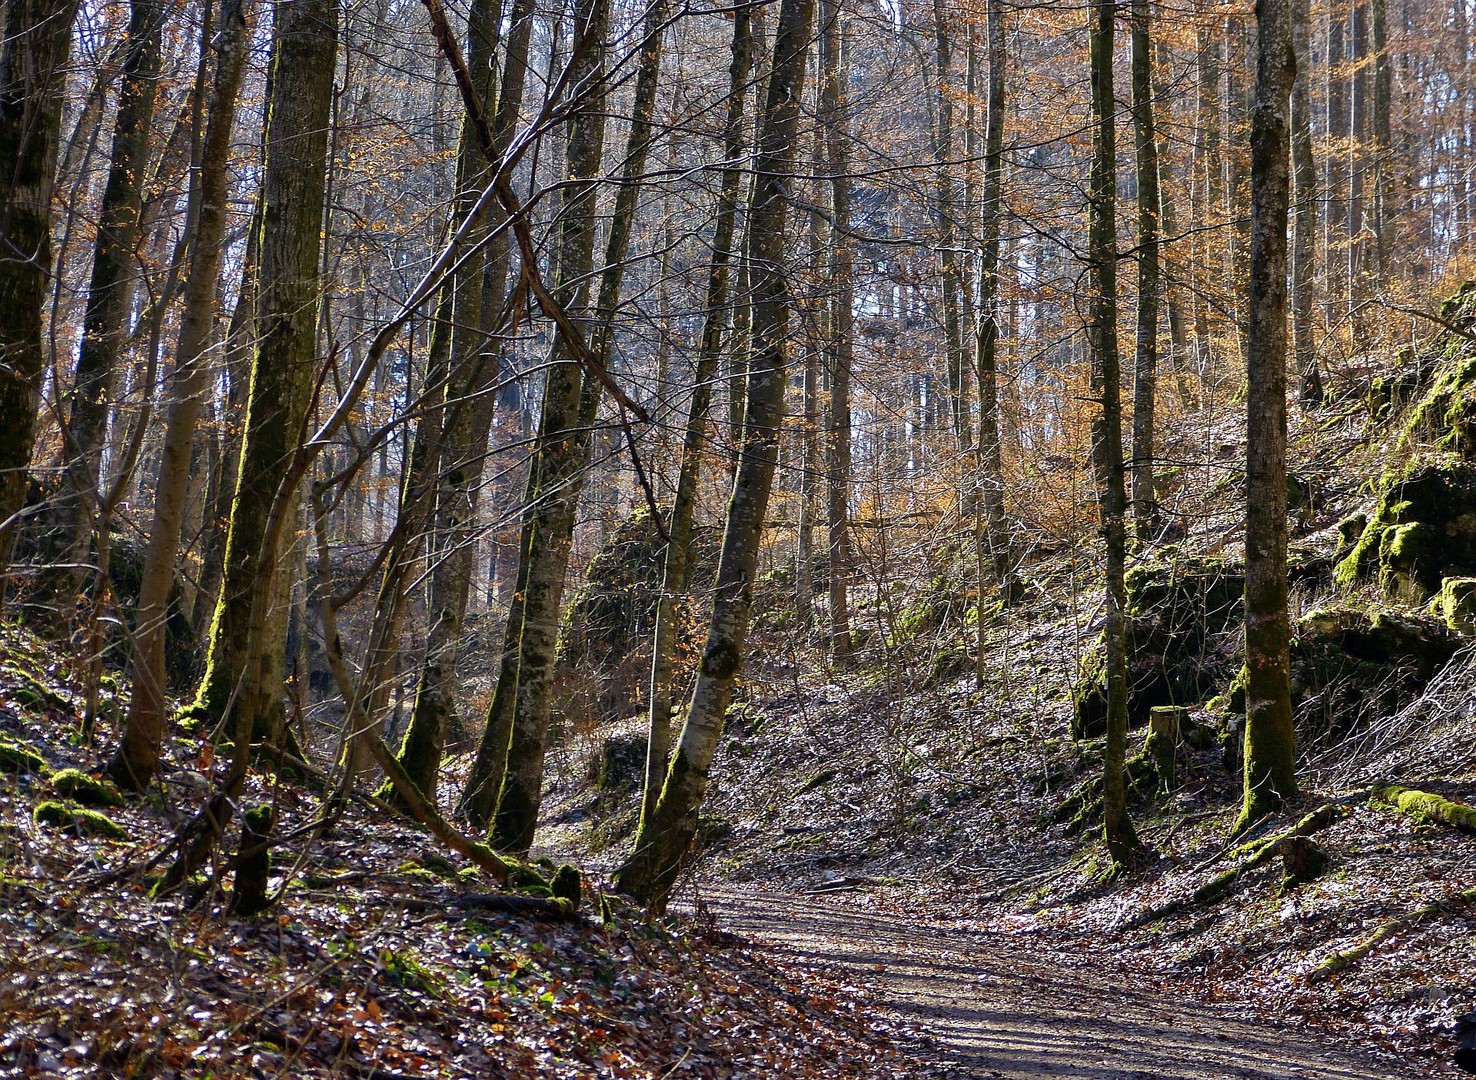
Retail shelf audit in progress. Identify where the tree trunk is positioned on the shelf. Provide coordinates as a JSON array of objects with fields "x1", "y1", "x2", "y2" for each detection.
[
  {"x1": 1194, "y1": 11, "x2": 1222, "y2": 374},
  {"x1": 1325, "y1": 5, "x2": 1347, "y2": 321},
  {"x1": 392, "y1": 0, "x2": 530, "y2": 805},
  {"x1": 932, "y1": 0, "x2": 969, "y2": 452},
  {"x1": 112, "y1": 0, "x2": 252, "y2": 791},
  {"x1": 819, "y1": 0, "x2": 854, "y2": 665},
  {"x1": 1130, "y1": 0, "x2": 1160, "y2": 544},
  {"x1": 0, "y1": 0, "x2": 80, "y2": 588},
  {"x1": 615, "y1": 0, "x2": 816, "y2": 910},
  {"x1": 1237, "y1": 0, "x2": 1298, "y2": 835},
  {"x1": 1368, "y1": 0, "x2": 1391, "y2": 278},
  {"x1": 182, "y1": 0, "x2": 337, "y2": 751},
  {"x1": 1290, "y1": 0, "x2": 1323, "y2": 408},
  {"x1": 640, "y1": 4, "x2": 757, "y2": 829},
  {"x1": 59, "y1": 0, "x2": 164, "y2": 603},
  {"x1": 1153, "y1": 38, "x2": 1193, "y2": 409},
  {"x1": 1087, "y1": 0, "x2": 1141, "y2": 867},
  {"x1": 975, "y1": 0, "x2": 1012, "y2": 593},
  {"x1": 1348, "y1": 0, "x2": 1367, "y2": 314},
  {"x1": 488, "y1": 0, "x2": 613, "y2": 854}
]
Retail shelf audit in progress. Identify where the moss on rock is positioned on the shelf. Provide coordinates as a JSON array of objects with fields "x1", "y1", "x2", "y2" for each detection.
[
  {"x1": 1070, "y1": 553, "x2": 1244, "y2": 739},
  {"x1": 0, "y1": 737, "x2": 47, "y2": 775},
  {"x1": 49, "y1": 768, "x2": 123, "y2": 807},
  {"x1": 1431, "y1": 576, "x2": 1476, "y2": 633},
  {"x1": 33, "y1": 800, "x2": 126, "y2": 840},
  {"x1": 1220, "y1": 606, "x2": 1456, "y2": 748},
  {"x1": 555, "y1": 510, "x2": 718, "y2": 726}
]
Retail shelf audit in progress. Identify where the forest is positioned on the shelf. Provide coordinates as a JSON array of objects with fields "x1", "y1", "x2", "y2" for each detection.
[{"x1": 1, "y1": 0, "x2": 1475, "y2": 1073}]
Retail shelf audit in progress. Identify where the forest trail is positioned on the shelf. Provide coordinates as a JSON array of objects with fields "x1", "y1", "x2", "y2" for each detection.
[{"x1": 695, "y1": 888, "x2": 1422, "y2": 1080}]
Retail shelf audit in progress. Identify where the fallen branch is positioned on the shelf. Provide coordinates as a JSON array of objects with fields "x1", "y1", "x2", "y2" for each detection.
[{"x1": 1307, "y1": 887, "x2": 1476, "y2": 983}]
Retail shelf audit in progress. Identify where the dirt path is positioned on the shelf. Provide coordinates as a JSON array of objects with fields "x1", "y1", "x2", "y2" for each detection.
[{"x1": 696, "y1": 887, "x2": 1432, "y2": 1080}]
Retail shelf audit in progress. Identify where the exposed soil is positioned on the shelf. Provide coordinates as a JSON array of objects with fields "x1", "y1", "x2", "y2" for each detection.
[{"x1": 696, "y1": 886, "x2": 1437, "y2": 1080}]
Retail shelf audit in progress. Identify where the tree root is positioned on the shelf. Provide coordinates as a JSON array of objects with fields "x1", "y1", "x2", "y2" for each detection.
[
  {"x1": 1372, "y1": 784, "x2": 1476, "y2": 836},
  {"x1": 1307, "y1": 887, "x2": 1476, "y2": 983}
]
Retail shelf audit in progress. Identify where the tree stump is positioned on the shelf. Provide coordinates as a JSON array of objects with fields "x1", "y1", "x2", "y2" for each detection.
[
  {"x1": 229, "y1": 804, "x2": 276, "y2": 917},
  {"x1": 1145, "y1": 706, "x2": 1184, "y2": 791},
  {"x1": 1278, "y1": 834, "x2": 1328, "y2": 892}
]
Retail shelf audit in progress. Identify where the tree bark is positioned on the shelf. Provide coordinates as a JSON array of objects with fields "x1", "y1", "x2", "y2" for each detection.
[
  {"x1": 615, "y1": 0, "x2": 816, "y2": 910},
  {"x1": 488, "y1": 0, "x2": 612, "y2": 854},
  {"x1": 0, "y1": 0, "x2": 80, "y2": 587},
  {"x1": 975, "y1": 0, "x2": 1012, "y2": 594},
  {"x1": 932, "y1": 0, "x2": 969, "y2": 452},
  {"x1": 112, "y1": 0, "x2": 252, "y2": 791},
  {"x1": 1237, "y1": 0, "x2": 1299, "y2": 836},
  {"x1": 1129, "y1": 0, "x2": 1160, "y2": 544},
  {"x1": 181, "y1": 0, "x2": 337, "y2": 751},
  {"x1": 1087, "y1": 0, "x2": 1141, "y2": 867},
  {"x1": 641, "y1": 3, "x2": 757, "y2": 830},
  {"x1": 59, "y1": 0, "x2": 164, "y2": 602},
  {"x1": 392, "y1": 0, "x2": 530, "y2": 805},
  {"x1": 1290, "y1": 0, "x2": 1322, "y2": 408},
  {"x1": 819, "y1": 0, "x2": 854, "y2": 664}
]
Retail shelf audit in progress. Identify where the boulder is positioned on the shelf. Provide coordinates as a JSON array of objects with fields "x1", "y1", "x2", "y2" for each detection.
[
  {"x1": 1070, "y1": 554, "x2": 1244, "y2": 739},
  {"x1": 1334, "y1": 458, "x2": 1476, "y2": 600}
]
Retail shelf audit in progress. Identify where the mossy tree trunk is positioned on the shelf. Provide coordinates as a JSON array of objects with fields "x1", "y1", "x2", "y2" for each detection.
[
  {"x1": 642, "y1": 2, "x2": 755, "y2": 830},
  {"x1": 1237, "y1": 0, "x2": 1299, "y2": 836},
  {"x1": 1129, "y1": 0, "x2": 1160, "y2": 544},
  {"x1": 819, "y1": 0, "x2": 854, "y2": 665},
  {"x1": 184, "y1": 0, "x2": 337, "y2": 750},
  {"x1": 58, "y1": 0, "x2": 164, "y2": 603},
  {"x1": 487, "y1": 0, "x2": 612, "y2": 854},
  {"x1": 0, "y1": 0, "x2": 81, "y2": 591},
  {"x1": 113, "y1": 0, "x2": 251, "y2": 792},
  {"x1": 974, "y1": 0, "x2": 1012, "y2": 594},
  {"x1": 1086, "y1": 0, "x2": 1141, "y2": 867},
  {"x1": 615, "y1": 0, "x2": 816, "y2": 910}
]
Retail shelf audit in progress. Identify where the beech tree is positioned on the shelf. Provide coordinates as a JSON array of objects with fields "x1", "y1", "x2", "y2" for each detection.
[
  {"x1": 1087, "y1": 0, "x2": 1140, "y2": 867},
  {"x1": 0, "y1": 0, "x2": 81, "y2": 589},
  {"x1": 1238, "y1": 0, "x2": 1299, "y2": 835}
]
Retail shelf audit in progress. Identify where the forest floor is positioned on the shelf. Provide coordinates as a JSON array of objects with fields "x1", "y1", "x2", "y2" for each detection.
[{"x1": 0, "y1": 624, "x2": 930, "y2": 1079}]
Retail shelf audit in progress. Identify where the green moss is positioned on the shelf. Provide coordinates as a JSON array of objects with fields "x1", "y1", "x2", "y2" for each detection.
[
  {"x1": 33, "y1": 800, "x2": 126, "y2": 840},
  {"x1": 0, "y1": 737, "x2": 47, "y2": 775},
  {"x1": 418, "y1": 852, "x2": 459, "y2": 880},
  {"x1": 1071, "y1": 553, "x2": 1244, "y2": 739},
  {"x1": 550, "y1": 864, "x2": 581, "y2": 908},
  {"x1": 797, "y1": 768, "x2": 837, "y2": 794},
  {"x1": 49, "y1": 769, "x2": 122, "y2": 807},
  {"x1": 1432, "y1": 576, "x2": 1476, "y2": 633}
]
